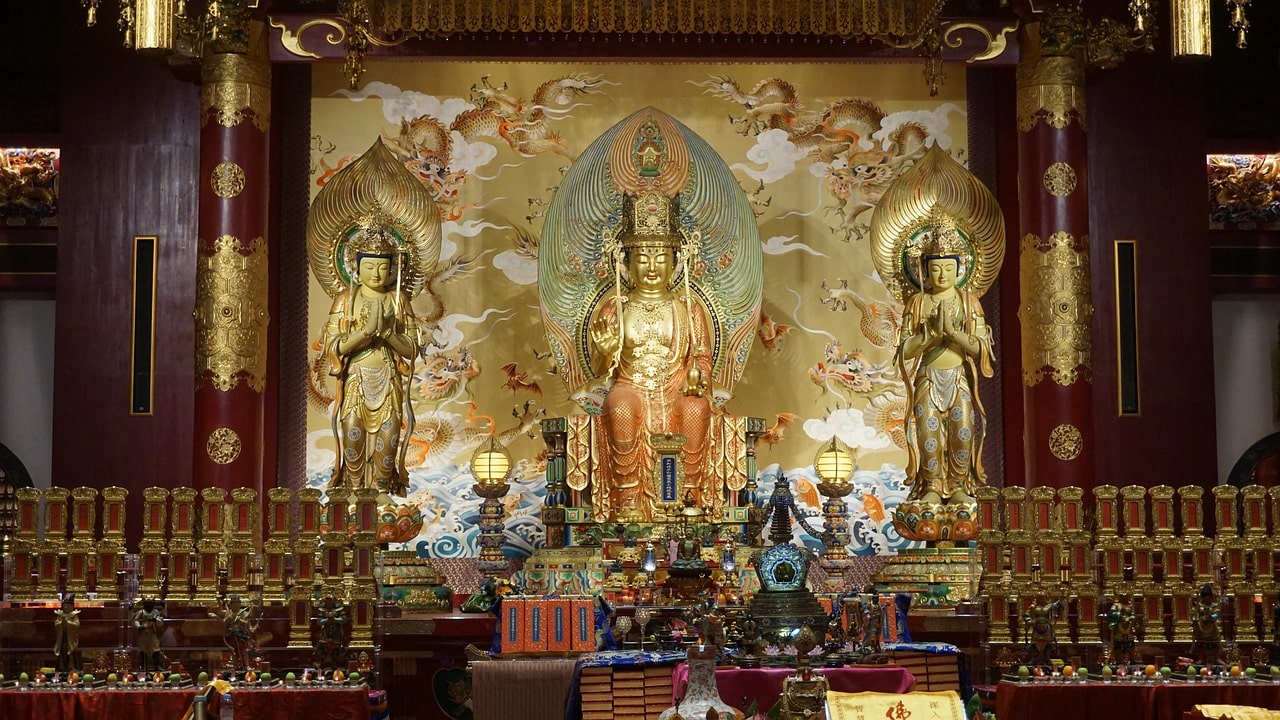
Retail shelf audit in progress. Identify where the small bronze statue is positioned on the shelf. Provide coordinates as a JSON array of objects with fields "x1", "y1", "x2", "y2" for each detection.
[
  {"x1": 131, "y1": 597, "x2": 166, "y2": 672},
  {"x1": 1106, "y1": 597, "x2": 1141, "y2": 666},
  {"x1": 858, "y1": 595, "x2": 884, "y2": 656},
  {"x1": 211, "y1": 594, "x2": 258, "y2": 671},
  {"x1": 313, "y1": 591, "x2": 350, "y2": 672},
  {"x1": 53, "y1": 594, "x2": 81, "y2": 672},
  {"x1": 1022, "y1": 596, "x2": 1062, "y2": 667},
  {"x1": 1191, "y1": 584, "x2": 1223, "y2": 666}
]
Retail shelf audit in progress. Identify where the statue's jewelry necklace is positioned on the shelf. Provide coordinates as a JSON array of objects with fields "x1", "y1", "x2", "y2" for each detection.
[{"x1": 630, "y1": 298, "x2": 674, "y2": 394}]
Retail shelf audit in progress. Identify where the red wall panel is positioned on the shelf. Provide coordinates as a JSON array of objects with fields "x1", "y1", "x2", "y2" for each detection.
[{"x1": 52, "y1": 16, "x2": 199, "y2": 545}]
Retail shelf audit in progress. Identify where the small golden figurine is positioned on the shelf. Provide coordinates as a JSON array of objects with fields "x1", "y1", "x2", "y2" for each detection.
[{"x1": 53, "y1": 594, "x2": 81, "y2": 672}]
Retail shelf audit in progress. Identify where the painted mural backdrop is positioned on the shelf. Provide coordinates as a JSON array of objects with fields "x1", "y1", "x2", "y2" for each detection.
[{"x1": 307, "y1": 61, "x2": 968, "y2": 561}]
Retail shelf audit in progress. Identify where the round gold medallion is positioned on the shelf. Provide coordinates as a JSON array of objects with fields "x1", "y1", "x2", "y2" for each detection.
[
  {"x1": 207, "y1": 427, "x2": 242, "y2": 464},
  {"x1": 1042, "y1": 162, "x2": 1077, "y2": 197},
  {"x1": 211, "y1": 162, "x2": 246, "y2": 199},
  {"x1": 1048, "y1": 423, "x2": 1083, "y2": 461}
]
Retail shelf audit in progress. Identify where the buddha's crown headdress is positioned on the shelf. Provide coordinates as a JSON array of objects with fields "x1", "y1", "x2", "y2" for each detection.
[
  {"x1": 346, "y1": 202, "x2": 401, "y2": 259},
  {"x1": 618, "y1": 190, "x2": 684, "y2": 251},
  {"x1": 920, "y1": 211, "x2": 968, "y2": 259}
]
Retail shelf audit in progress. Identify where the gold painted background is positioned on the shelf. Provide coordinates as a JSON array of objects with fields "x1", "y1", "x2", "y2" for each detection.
[{"x1": 307, "y1": 60, "x2": 968, "y2": 558}]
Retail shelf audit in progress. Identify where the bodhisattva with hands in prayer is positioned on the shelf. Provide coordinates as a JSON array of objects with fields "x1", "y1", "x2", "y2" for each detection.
[
  {"x1": 324, "y1": 230, "x2": 419, "y2": 497},
  {"x1": 897, "y1": 223, "x2": 994, "y2": 508},
  {"x1": 588, "y1": 192, "x2": 714, "y2": 523}
]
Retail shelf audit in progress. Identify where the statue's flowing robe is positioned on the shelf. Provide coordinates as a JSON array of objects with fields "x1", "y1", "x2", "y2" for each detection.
[
  {"x1": 593, "y1": 294, "x2": 715, "y2": 521},
  {"x1": 324, "y1": 287, "x2": 416, "y2": 496},
  {"x1": 897, "y1": 288, "x2": 994, "y2": 501}
]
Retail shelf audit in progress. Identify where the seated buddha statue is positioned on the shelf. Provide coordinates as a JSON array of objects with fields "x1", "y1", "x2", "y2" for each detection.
[
  {"x1": 538, "y1": 108, "x2": 764, "y2": 527},
  {"x1": 587, "y1": 191, "x2": 715, "y2": 522}
]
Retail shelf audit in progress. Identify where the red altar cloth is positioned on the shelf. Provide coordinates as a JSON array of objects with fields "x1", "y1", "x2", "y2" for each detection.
[
  {"x1": 996, "y1": 680, "x2": 1280, "y2": 720},
  {"x1": 672, "y1": 665, "x2": 916, "y2": 712},
  {"x1": 0, "y1": 686, "x2": 369, "y2": 720}
]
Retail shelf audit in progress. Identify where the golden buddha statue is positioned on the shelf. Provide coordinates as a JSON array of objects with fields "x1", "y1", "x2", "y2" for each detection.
[
  {"x1": 306, "y1": 139, "x2": 442, "y2": 498},
  {"x1": 321, "y1": 220, "x2": 419, "y2": 495},
  {"x1": 539, "y1": 108, "x2": 764, "y2": 524},
  {"x1": 896, "y1": 214, "x2": 995, "y2": 508},
  {"x1": 871, "y1": 145, "x2": 1005, "y2": 543},
  {"x1": 587, "y1": 191, "x2": 715, "y2": 521}
]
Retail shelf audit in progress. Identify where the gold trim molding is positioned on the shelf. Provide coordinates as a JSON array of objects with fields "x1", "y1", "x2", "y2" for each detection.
[
  {"x1": 1016, "y1": 55, "x2": 1085, "y2": 132},
  {"x1": 370, "y1": 0, "x2": 945, "y2": 38},
  {"x1": 200, "y1": 53, "x2": 271, "y2": 133},
  {"x1": 1019, "y1": 231, "x2": 1093, "y2": 387},
  {"x1": 195, "y1": 235, "x2": 269, "y2": 392}
]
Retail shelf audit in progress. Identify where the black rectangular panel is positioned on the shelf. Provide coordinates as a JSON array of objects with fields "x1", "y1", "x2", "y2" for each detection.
[
  {"x1": 1115, "y1": 239, "x2": 1140, "y2": 416},
  {"x1": 130, "y1": 236, "x2": 157, "y2": 415}
]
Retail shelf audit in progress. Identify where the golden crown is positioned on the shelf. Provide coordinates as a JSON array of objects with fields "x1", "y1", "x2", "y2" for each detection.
[
  {"x1": 920, "y1": 211, "x2": 969, "y2": 258},
  {"x1": 619, "y1": 190, "x2": 683, "y2": 250},
  {"x1": 346, "y1": 202, "x2": 401, "y2": 258}
]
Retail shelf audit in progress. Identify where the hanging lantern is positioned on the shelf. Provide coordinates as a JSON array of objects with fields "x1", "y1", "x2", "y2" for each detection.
[{"x1": 1171, "y1": 0, "x2": 1213, "y2": 60}]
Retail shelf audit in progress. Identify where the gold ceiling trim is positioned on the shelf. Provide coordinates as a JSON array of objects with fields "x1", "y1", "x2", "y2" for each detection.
[{"x1": 369, "y1": 0, "x2": 946, "y2": 38}]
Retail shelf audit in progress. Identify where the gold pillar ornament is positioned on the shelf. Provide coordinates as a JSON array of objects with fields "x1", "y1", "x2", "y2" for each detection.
[
  {"x1": 40, "y1": 487, "x2": 71, "y2": 599},
  {"x1": 1171, "y1": 0, "x2": 1213, "y2": 60},
  {"x1": 1177, "y1": 484, "x2": 1205, "y2": 534},
  {"x1": 869, "y1": 144, "x2": 1005, "y2": 544},
  {"x1": 169, "y1": 487, "x2": 198, "y2": 599},
  {"x1": 195, "y1": 487, "x2": 227, "y2": 601},
  {"x1": 66, "y1": 488, "x2": 98, "y2": 598},
  {"x1": 1212, "y1": 485, "x2": 1240, "y2": 537},
  {"x1": 263, "y1": 488, "x2": 292, "y2": 602},
  {"x1": 1120, "y1": 485, "x2": 1148, "y2": 536},
  {"x1": 1149, "y1": 485, "x2": 1175, "y2": 535},
  {"x1": 97, "y1": 486, "x2": 128, "y2": 601}
]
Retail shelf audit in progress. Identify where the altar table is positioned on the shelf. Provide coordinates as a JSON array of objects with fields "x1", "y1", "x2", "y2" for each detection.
[
  {"x1": 672, "y1": 665, "x2": 917, "y2": 714},
  {"x1": 996, "y1": 680, "x2": 1280, "y2": 720},
  {"x1": 0, "y1": 686, "x2": 371, "y2": 720}
]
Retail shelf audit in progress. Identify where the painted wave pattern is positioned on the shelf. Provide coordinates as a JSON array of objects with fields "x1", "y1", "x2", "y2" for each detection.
[{"x1": 305, "y1": 458, "x2": 919, "y2": 560}]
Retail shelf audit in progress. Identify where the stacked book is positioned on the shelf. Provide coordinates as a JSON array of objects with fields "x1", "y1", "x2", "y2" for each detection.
[
  {"x1": 888, "y1": 649, "x2": 962, "y2": 693},
  {"x1": 611, "y1": 668, "x2": 648, "y2": 719},
  {"x1": 579, "y1": 667, "x2": 614, "y2": 720},
  {"x1": 644, "y1": 664, "x2": 676, "y2": 716}
]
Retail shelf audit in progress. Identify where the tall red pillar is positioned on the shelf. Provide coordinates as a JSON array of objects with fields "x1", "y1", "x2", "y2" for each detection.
[
  {"x1": 1016, "y1": 6, "x2": 1095, "y2": 490},
  {"x1": 193, "y1": 50, "x2": 270, "y2": 494}
]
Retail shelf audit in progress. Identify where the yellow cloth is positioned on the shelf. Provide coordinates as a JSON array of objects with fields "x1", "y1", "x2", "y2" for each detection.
[
  {"x1": 1194, "y1": 705, "x2": 1280, "y2": 720},
  {"x1": 827, "y1": 690, "x2": 966, "y2": 720}
]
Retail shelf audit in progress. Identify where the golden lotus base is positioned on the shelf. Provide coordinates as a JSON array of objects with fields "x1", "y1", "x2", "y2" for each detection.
[{"x1": 871, "y1": 546, "x2": 979, "y2": 606}]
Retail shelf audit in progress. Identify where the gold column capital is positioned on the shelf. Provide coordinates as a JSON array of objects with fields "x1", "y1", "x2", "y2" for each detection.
[{"x1": 200, "y1": 51, "x2": 271, "y2": 132}]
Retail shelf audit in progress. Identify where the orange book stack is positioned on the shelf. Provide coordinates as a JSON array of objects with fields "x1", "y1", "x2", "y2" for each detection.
[
  {"x1": 612, "y1": 667, "x2": 648, "y2": 720},
  {"x1": 579, "y1": 666, "x2": 613, "y2": 720},
  {"x1": 644, "y1": 664, "x2": 676, "y2": 716}
]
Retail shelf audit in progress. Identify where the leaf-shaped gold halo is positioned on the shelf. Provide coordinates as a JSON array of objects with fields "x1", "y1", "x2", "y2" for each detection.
[
  {"x1": 306, "y1": 138, "x2": 442, "y2": 298},
  {"x1": 870, "y1": 145, "x2": 1005, "y2": 304}
]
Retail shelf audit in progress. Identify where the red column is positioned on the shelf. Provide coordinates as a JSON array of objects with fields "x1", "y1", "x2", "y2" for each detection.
[
  {"x1": 193, "y1": 52, "x2": 270, "y2": 494},
  {"x1": 1016, "y1": 8, "x2": 1094, "y2": 490}
]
